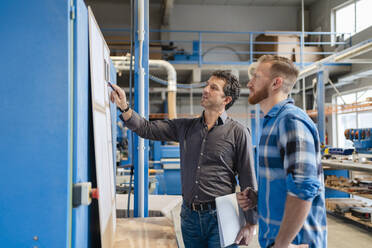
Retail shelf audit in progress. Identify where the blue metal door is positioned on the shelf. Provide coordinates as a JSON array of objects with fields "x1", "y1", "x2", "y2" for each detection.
[{"x1": 0, "y1": 0, "x2": 73, "y2": 246}]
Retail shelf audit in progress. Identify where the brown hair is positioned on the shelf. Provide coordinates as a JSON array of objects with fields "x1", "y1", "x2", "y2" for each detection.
[{"x1": 258, "y1": 55, "x2": 299, "y2": 93}]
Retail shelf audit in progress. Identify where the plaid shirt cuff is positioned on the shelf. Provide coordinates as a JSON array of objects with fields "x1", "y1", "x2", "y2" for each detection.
[{"x1": 286, "y1": 174, "x2": 321, "y2": 201}]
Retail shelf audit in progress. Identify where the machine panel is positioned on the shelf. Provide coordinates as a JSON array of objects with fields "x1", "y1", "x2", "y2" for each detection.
[{"x1": 0, "y1": 0, "x2": 72, "y2": 246}]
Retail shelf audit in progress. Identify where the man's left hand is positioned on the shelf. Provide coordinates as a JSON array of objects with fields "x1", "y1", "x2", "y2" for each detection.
[
  {"x1": 235, "y1": 224, "x2": 257, "y2": 246},
  {"x1": 237, "y1": 187, "x2": 257, "y2": 211}
]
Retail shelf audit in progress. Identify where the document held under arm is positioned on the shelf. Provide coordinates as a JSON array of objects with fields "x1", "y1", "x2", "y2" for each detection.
[{"x1": 215, "y1": 193, "x2": 246, "y2": 247}]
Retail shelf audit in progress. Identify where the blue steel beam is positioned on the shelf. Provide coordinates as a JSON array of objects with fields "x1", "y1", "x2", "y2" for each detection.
[
  {"x1": 71, "y1": 0, "x2": 91, "y2": 247},
  {"x1": 133, "y1": 0, "x2": 149, "y2": 217},
  {"x1": 103, "y1": 27, "x2": 352, "y2": 37}
]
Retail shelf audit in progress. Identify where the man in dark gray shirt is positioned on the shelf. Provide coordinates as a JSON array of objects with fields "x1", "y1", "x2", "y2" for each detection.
[{"x1": 110, "y1": 71, "x2": 257, "y2": 248}]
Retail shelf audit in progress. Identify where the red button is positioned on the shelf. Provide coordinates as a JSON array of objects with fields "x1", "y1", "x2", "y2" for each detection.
[{"x1": 91, "y1": 188, "x2": 99, "y2": 199}]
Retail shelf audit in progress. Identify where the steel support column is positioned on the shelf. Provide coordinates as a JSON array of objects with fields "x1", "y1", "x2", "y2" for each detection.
[
  {"x1": 317, "y1": 67, "x2": 327, "y2": 145},
  {"x1": 133, "y1": 0, "x2": 149, "y2": 217},
  {"x1": 255, "y1": 104, "x2": 261, "y2": 182}
]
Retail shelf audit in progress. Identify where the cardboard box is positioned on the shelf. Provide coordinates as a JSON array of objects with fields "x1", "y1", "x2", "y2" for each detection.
[
  {"x1": 254, "y1": 34, "x2": 299, "y2": 60},
  {"x1": 294, "y1": 46, "x2": 323, "y2": 62}
]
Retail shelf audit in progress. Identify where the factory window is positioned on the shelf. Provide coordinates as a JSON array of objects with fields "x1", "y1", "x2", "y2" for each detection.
[
  {"x1": 333, "y1": 0, "x2": 372, "y2": 40},
  {"x1": 335, "y1": 88, "x2": 372, "y2": 148}
]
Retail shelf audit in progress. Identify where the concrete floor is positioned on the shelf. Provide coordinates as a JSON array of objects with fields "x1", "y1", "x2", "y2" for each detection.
[
  {"x1": 326, "y1": 215, "x2": 372, "y2": 248},
  {"x1": 116, "y1": 195, "x2": 372, "y2": 247},
  {"x1": 243, "y1": 215, "x2": 372, "y2": 248}
]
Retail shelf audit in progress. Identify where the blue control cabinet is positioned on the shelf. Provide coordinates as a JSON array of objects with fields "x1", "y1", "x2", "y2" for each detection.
[{"x1": 0, "y1": 0, "x2": 116, "y2": 247}]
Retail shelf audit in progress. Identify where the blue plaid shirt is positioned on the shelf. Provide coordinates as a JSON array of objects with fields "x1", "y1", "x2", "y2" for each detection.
[{"x1": 257, "y1": 98, "x2": 327, "y2": 248}]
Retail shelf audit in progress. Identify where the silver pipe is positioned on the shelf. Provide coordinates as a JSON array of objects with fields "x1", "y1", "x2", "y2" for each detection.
[
  {"x1": 301, "y1": 0, "x2": 305, "y2": 109},
  {"x1": 137, "y1": 0, "x2": 145, "y2": 217},
  {"x1": 149, "y1": 60, "x2": 177, "y2": 92},
  {"x1": 112, "y1": 57, "x2": 178, "y2": 118},
  {"x1": 190, "y1": 88, "x2": 194, "y2": 114},
  {"x1": 300, "y1": 0, "x2": 305, "y2": 69},
  {"x1": 302, "y1": 78, "x2": 306, "y2": 110},
  {"x1": 112, "y1": 57, "x2": 177, "y2": 93}
]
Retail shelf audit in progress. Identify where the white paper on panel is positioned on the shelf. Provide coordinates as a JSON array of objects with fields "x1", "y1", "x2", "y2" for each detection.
[
  {"x1": 88, "y1": 7, "x2": 116, "y2": 248},
  {"x1": 104, "y1": 41, "x2": 117, "y2": 234},
  {"x1": 89, "y1": 11, "x2": 105, "y2": 108},
  {"x1": 93, "y1": 111, "x2": 111, "y2": 227}
]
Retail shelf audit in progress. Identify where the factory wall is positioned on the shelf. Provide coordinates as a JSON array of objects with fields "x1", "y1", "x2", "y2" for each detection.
[
  {"x1": 86, "y1": 1, "x2": 299, "y2": 62},
  {"x1": 309, "y1": 0, "x2": 372, "y2": 72},
  {"x1": 307, "y1": 0, "x2": 372, "y2": 82},
  {"x1": 170, "y1": 5, "x2": 298, "y2": 31},
  {"x1": 168, "y1": 4, "x2": 299, "y2": 61},
  {"x1": 308, "y1": 0, "x2": 372, "y2": 58},
  {"x1": 85, "y1": 2, "x2": 162, "y2": 29},
  {"x1": 85, "y1": 1, "x2": 162, "y2": 40},
  {"x1": 309, "y1": 0, "x2": 372, "y2": 43},
  {"x1": 307, "y1": 0, "x2": 372, "y2": 147},
  {"x1": 309, "y1": 0, "x2": 346, "y2": 36}
]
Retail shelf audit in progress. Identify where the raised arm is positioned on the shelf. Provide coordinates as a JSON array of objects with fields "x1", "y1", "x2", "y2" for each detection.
[{"x1": 110, "y1": 83, "x2": 182, "y2": 142}]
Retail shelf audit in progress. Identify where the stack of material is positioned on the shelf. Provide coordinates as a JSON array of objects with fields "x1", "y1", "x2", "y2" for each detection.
[
  {"x1": 350, "y1": 207, "x2": 372, "y2": 220},
  {"x1": 254, "y1": 34, "x2": 298, "y2": 60},
  {"x1": 326, "y1": 198, "x2": 368, "y2": 213},
  {"x1": 254, "y1": 33, "x2": 323, "y2": 62},
  {"x1": 325, "y1": 175, "x2": 372, "y2": 195},
  {"x1": 325, "y1": 175, "x2": 351, "y2": 187},
  {"x1": 293, "y1": 46, "x2": 323, "y2": 63}
]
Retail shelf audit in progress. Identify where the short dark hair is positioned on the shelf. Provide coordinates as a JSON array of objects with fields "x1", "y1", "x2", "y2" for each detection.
[{"x1": 211, "y1": 70, "x2": 240, "y2": 110}]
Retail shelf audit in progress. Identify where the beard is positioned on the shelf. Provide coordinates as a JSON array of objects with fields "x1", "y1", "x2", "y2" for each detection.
[{"x1": 248, "y1": 84, "x2": 269, "y2": 105}]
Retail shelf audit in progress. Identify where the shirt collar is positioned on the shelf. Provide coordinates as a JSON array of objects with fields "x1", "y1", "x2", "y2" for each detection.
[
  {"x1": 201, "y1": 110, "x2": 228, "y2": 126},
  {"x1": 265, "y1": 98, "x2": 294, "y2": 118},
  {"x1": 219, "y1": 111, "x2": 228, "y2": 124}
]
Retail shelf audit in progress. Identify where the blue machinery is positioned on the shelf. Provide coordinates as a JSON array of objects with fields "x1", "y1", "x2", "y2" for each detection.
[
  {"x1": 324, "y1": 129, "x2": 372, "y2": 156},
  {"x1": 1, "y1": 0, "x2": 123, "y2": 246},
  {"x1": 133, "y1": 0, "x2": 150, "y2": 218},
  {"x1": 324, "y1": 128, "x2": 372, "y2": 199},
  {"x1": 345, "y1": 128, "x2": 372, "y2": 154},
  {"x1": 149, "y1": 141, "x2": 181, "y2": 195}
]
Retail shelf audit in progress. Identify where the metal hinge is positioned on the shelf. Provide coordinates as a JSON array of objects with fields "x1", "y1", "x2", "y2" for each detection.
[{"x1": 70, "y1": 5, "x2": 76, "y2": 20}]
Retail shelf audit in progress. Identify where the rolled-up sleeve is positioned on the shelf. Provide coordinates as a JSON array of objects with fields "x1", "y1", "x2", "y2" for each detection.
[
  {"x1": 278, "y1": 117, "x2": 321, "y2": 201},
  {"x1": 120, "y1": 111, "x2": 185, "y2": 142},
  {"x1": 236, "y1": 127, "x2": 258, "y2": 224}
]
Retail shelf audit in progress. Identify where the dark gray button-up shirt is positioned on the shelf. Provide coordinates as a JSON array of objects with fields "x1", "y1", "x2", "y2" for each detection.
[{"x1": 122, "y1": 110, "x2": 257, "y2": 224}]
